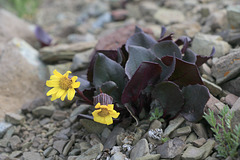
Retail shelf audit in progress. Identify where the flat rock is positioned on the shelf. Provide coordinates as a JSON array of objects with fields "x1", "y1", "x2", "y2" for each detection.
[
  {"x1": 104, "y1": 126, "x2": 125, "y2": 149},
  {"x1": 181, "y1": 145, "x2": 205, "y2": 160},
  {"x1": 110, "y1": 152, "x2": 126, "y2": 160},
  {"x1": 225, "y1": 94, "x2": 239, "y2": 107},
  {"x1": 227, "y1": 5, "x2": 240, "y2": 29},
  {"x1": 70, "y1": 104, "x2": 91, "y2": 122},
  {"x1": 163, "y1": 116, "x2": 185, "y2": 137},
  {"x1": 76, "y1": 143, "x2": 103, "y2": 160},
  {"x1": 53, "y1": 140, "x2": 68, "y2": 154},
  {"x1": 130, "y1": 138, "x2": 149, "y2": 160},
  {"x1": 52, "y1": 110, "x2": 68, "y2": 121},
  {"x1": 71, "y1": 49, "x2": 94, "y2": 71},
  {"x1": 0, "y1": 38, "x2": 47, "y2": 120},
  {"x1": 135, "y1": 154, "x2": 161, "y2": 160},
  {"x1": 192, "y1": 33, "x2": 231, "y2": 58},
  {"x1": 63, "y1": 135, "x2": 75, "y2": 156},
  {"x1": 192, "y1": 138, "x2": 207, "y2": 147},
  {"x1": 80, "y1": 119, "x2": 106, "y2": 134},
  {"x1": 149, "y1": 120, "x2": 162, "y2": 130},
  {"x1": 0, "y1": 122, "x2": 12, "y2": 138},
  {"x1": 40, "y1": 41, "x2": 97, "y2": 63},
  {"x1": 211, "y1": 48, "x2": 240, "y2": 84},
  {"x1": 170, "y1": 126, "x2": 192, "y2": 138},
  {"x1": 192, "y1": 123, "x2": 208, "y2": 139},
  {"x1": 221, "y1": 76, "x2": 240, "y2": 96},
  {"x1": 32, "y1": 105, "x2": 55, "y2": 117},
  {"x1": 5, "y1": 113, "x2": 25, "y2": 125},
  {"x1": 154, "y1": 8, "x2": 185, "y2": 25},
  {"x1": 231, "y1": 98, "x2": 240, "y2": 128},
  {"x1": 201, "y1": 139, "x2": 216, "y2": 159},
  {"x1": 157, "y1": 138, "x2": 185, "y2": 159},
  {"x1": 202, "y1": 78, "x2": 222, "y2": 96},
  {"x1": 22, "y1": 152, "x2": 43, "y2": 160}
]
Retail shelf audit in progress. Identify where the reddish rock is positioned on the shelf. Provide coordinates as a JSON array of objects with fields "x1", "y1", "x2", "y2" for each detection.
[
  {"x1": 111, "y1": 9, "x2": 128, "y2": 21},
  {"x1": 225, "y1": 93, "x2": 239, "y2": 107}
]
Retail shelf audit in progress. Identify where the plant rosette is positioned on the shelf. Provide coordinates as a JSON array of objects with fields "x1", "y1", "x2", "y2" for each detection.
[{"x1": 46, "y1": 26, "x2": 215, "y2": 125}]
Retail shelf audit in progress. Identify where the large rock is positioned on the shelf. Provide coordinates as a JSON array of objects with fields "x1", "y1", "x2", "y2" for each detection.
[
  {"x1": 211, "y1": 48, "x2": 240, "y2": 84},
  {"x1": 192, "y1": 33, "x2": 231, "y2": 58},
  {"x1": 0, "y1": 38, "x2": 48, "y2": 120},
  {"x1": 154, "y1": 8, "x2": 185, "y2": 25},
  {"x1": 0, "y1": 9, "x2": 36, "y2": 46},
  {"x1": 221, "y1": 76, "x2": 240, "y2": 96},
  {"x1": 231, "y1": 98, "x2": 240, "y2": 128},
  {"x1": 227, "y1": 5, "x2": 240, "y2": 29},
  {"x1": 130, "y1": 139, "x2": 149, "y2": 160}
]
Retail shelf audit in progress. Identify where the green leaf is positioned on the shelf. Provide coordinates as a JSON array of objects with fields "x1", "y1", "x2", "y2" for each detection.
[
  {"x1": 100, "y1": 81, "x2": 121, "y2": 103},
  {"x1": 93, "y1": 53, "x2": 126, "y2": 95}
]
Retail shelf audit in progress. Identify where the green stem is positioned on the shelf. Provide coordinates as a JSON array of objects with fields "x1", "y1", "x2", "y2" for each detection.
[{"x1": 76, "y1": 88, "x2": 93, "y2": 105}]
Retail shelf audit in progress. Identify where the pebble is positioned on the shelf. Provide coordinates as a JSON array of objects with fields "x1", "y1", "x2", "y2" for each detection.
[
  {"x1": 192, "y1": 123, "x2": 208, "y2": 139},
  {"x1": 181, "y1": 145, "x2": 205, "y2": 160},
  {"x1": 52, "y1": 110, "x2": 67, "y2": 121},
  {"x1": 76, "y1": 143, "x2": 104, "y2": 160},
  {"x1": 80, "y1": 119, "x2": 106, "y2": 134},
  {"x1": 79, "y1": 141, "x2": 91, "y2": 153},
  {"x1": 192, "y1": 138, "x2": 207, "y2": 147},
  {"x1": 9, "y1": 150, "x2": 22, "y2": 158},
  {"x1": 5, "y1": 112, "x2": 25, "y2": 125},
  {"x1": 104, "y1": 126, "x2": 124, "y2": 149},
  {"x1": 32, "y1": 105, "x2": 55, "y2": 117},
  {"x1": 227, "y1": 5, "x2": 240, "y2": 29},
  {"x1": 170, "y1": 126, "x2": 192, "y2": 138},
  {"x1": 110, "y1": 152, "x2": 126, "y2": 160},
  {"x1": 163, "y1": 116, "x2": 185, "y2": 137},
  {"x1": 0, "y1": 122, "x2": 12, "y2": 138},
  {"x1": 43, "y1": 147, "x2": 53, "y2": 157},
  {"x1": 69, "y1": 104, "x2": 91, "y2": 122},
  {"x1": 63, "y1": 135, "x2": 75, "y2": 156},
  {"x1": 149, "y1": 120, "x2": 162, "y2": 130},
  {"x1": 130, "y1": 138, "x2": 149, "y2": 160},
  {"x1": 101, "y1": 127, "x2": 111, "y2": 143},
  {"x1": 154, "y1": 8, "x2": 185, "y2": 25},
  {"x1": 202, "y1": 77, "x2": 223, "y2": 96},
  {"x1": 135, "y1": 154, "x2": 161, "y2": 160},
  {"x1": 9, "y1": 135, "x2": 21, "y2": 150},
  {"x1": 22, "y1": 152, "x2": 43, "y2": 160},
  {"x1": 53, "y1": 140, "x2": 68, "y2": 154}
]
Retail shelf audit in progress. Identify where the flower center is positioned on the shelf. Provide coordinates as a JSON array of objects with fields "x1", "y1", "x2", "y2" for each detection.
[
  {"x1": 98, "y1": 108, "x2": 109, "y2": 117},
  {"x1": 59, "y1": 77, "x2": 72, "y2": 90}
]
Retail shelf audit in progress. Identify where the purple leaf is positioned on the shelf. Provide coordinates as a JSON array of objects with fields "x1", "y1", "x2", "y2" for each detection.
[
  {"x1": 152, "y1": 81, "x2": 184, "y2": 119},
  {"x1": 180, "y1": 84, "x2": 210, "y2": 122},
  {"x1": 158, "y1": 56, "x2": 176, "y2": 81},
  {"x1": 158, "y1": 33, "x2": 174, "y2": 42},
  {"x1": 182, "y1": 48, "x2": 197, "y2": 64},
  {"x1": 168, "y1": 58, "x2": 203, "y2": 88},
  {"x1": 196, "y1": 47, "x2": 215, "y2": 67},
  {"x1": 35, "y1": 26, "x2": 52, "y2": 46},
  {"x1": 160, "y1": 26, "x2": 167, "y2": 39},
  {"x1": 121, "y1": 62, "x2": 162, "y2": 104}
]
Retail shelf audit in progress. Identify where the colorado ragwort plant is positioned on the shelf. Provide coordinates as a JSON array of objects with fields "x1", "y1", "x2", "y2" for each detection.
[{"x1": 46, "y1": 26, "x2": 215, "y2": 125}]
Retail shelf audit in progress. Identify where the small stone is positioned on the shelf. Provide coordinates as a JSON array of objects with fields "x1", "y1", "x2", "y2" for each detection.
[
  {"x1": 80, "y1": 119, "x2": 106, "y2": 134},
  {"x1": 185, "y1": 133, "x2": 198, "y2": 144},
  {"x1": 43, "y1": 147, "x2": 53, "y2": 157},
  {"x1": 149, "y1": 120, "x2": 162, "y2": 130},
  {"x1": 181, "y1": 145, "x2": 205, "y2": 160},
  {"x1": 170, "y1": 126, "x2": 192, "y2": 138},
  {"x1": 201, "y1": 139, "x2": 216, "y2": 159},
  {"x1": 9, "y1": 150, "x2": 22, "y2": 158},
  {"x1": 163, "y1": 116, "x2": 185, "y2": 137},
  {"x1": 104, "y1": 126, "x2": 125, "y2": 149},
  {"x1": 192, "y1": 123, "x2": 208, "y2": 139},
  {"x1": 101, "y1": 127, "x2": 111, "y2": 143},
  {"x1": 63, "y1": 135, "x2": 75, "y2": 156},
  {"x1": 130, "y1": 138, "x2": 149, "y2": 160},
  {"x1": 154, "y1": 8, "x2": 185, "y2": 25},
  {"x1": 231, "y1": 98, "x2": 240, "y2": 127},
  {"x1": 202, "y1": 78, "x2": 222, "y2": 96},
  {"x1": 69, "y1": 104, "x2": 91, "y2": 122},
  {"x1": 71, "y1": 49, "x2": 94, "y2": 72},
  {"x1": 0, "y1": 122, "x2": 12, "y2": 138},
  {"x1": 22, "y1": 152, "x2": 43, "y2": 160},
  {"x1": 225, "y1": 94, "x2": 239, "y2": 107},
  {"x1": 76, "y1": 143, "x2": 104, "y2": 160},
  {"x1": 111, "y1": 9, "x2": 128, "y2": 21},
  {"x1": 192, "y1": 33, "x2": 231, "y2": 58},
  {"x1": 227, "y1": 5, "x2": 240, "y2": 29},
  {"x1": 139, "y1": 1, "x2": 159, "y2": 16},
  {"x1": 79, "y1": 142, "x2": 91, "y2": 153},
  {"x1": 110, "y1": 152, "x2": 126, "y2": 160},
  {"x1": 132, "y1": 128, "x2": 144, "y2": 145},
  {"x1": 53, "y1": 140, "x2": 68, "y2": 154},
  {"x1": 5, "y1": 112, "x2": 25, "y2": 125},
  {"x1": 52, "y1": 110, "x2": 67, "y2": 121},
  {"x1": 32, "y1": 105, "x2": 55, "y2": 117},
  {"x1": 221, "y1": 76, "x2": 240, "y2": 96},
  {"x1": 157, "y1": 138, "x2": 186, "y2": 159},
  {"x1": 192, "y1": 138, "x2": 207, "y2": 147},
  {"x1": 135, "y1": 154, "x2": 161, "y2": 160},
  {"x1": 48, "y1": 148, "x2": 58, "y2": 157},
  {"x1": 69, "y1": 149, "x2": 81, "y2": 156},
  {"x1": 9, "y1": 135, "x2": 21, "y2": 150}
]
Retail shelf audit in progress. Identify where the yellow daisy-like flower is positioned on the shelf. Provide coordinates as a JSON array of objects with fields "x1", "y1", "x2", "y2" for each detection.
[
  {"x1": 46, "y1": 69, "x2": 80, "y2": 101},
  {"x1": 92, "y1": 103, "x2": 120, "y2": 125}
]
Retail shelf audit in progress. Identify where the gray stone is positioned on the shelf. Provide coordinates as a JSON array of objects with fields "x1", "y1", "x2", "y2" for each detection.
[
  {"x1": 227, "y1": 5, "x2": 240, "y2": 29},
  {"x1": 0, "y1": 122, "x2": 12, "y2": 138},
  {"x1": 192, "y1": 123, "x2": 208, "y2": 139},
  {"x1": 200, "y1": 63, "x2": 212, "y2": 76},
  {"x1": 69, "y1": 104, "x2": 91, "y2": 122},
  {"x1": 139, "y1": 1, "x2": 159, "y2": 16},
  {"x1": 130, "y1": 138, "x2": 149, "y2": 160},
  {"x1": 76, "y1": 143, "x2": 104, "y2": 160},
  {"x1": 149, "y1": 120, "x2": 162, "y2": 130},
  {"x1": 9, "y1": 135, "x2": 21, "y2": 150},
  {"x1": 104, "y1": 126, "x2": 125, "y2": 149},
  {"x1": 9, "y1": 150, "x2": 22, "y2": 158},
  {"x1": 170, "y1": 126, "x2": 192, "y2": 138},
  {"x1": 48, "y1": 148, "x2": 58, "y2": 157},
  {"x1": 211, "y1": 48, "x2": 240, "y2": 84},
  {"x1": 32, "y1": 105, "x2": 55, "y2": 117},
  {"x1": 110, "y1": 152, "x2": 126, "y2": 160},
  {"x1": 192, "y1": 138, "x2": 207, "y2": 147},
  {"x1": 201, "y1": 139, "x2": 216, "y2": 159},
  {"x1": 221, "y1": 76, "x2": 240, "y2": 96},
  {"x1": 87, "y1": 0, "x2": 109, "y2": 17},
  {"x1": 52, "y1": 110, "x2": 67, "y2": 121},
  {"x1": 40, "y1": 41, "x2": 97, "y2": 63},
  {"x1": 192, "y1": 33, "x2": 231, "y2": 58},
  {"x1": 163, "y1": 116, "x2": 185, "y2": 137},
  {"x1": 167, "y1": 21, "x2": 201, "y2": 38},
  {"x1": 230, "y1": 98, "x2": 240, "y2": 128},
  {"x1": 53, "y1": 140, "x2": 68, "y2": 154},
  {"x1": 63, "y1": 135, "x2": 75, "y2": 156},
  {"x1": 47, "y1": 63, "x2": 72, "y2": 78},
  {"x1": 202, "y1": 78, "x2": 222, "y2": 96},
  {"x1": 79, "y1": 141, "x2": 91, "y2": 153},
  {"x1": 157, "y1": 138, "x2": 186, "y2": 159},
  {"x1": 69, "y1": 149, "x2": 81, "y2": 156},
  {"x1": 22, "y1": 152, "x2": 43, "y2": 160},
  {"x1": 43, "y1": 147, "x2": 53, "y2": 157},
  {"x1": 181, "y1": 145, "x2": 205, "y2": 160},
  {"x1": 135, "y1": 154, "x2": 161, "y2": 160},
  {"x1": 80, "y1": 119, "x2": 106, "y2": 134},
  {"x1": 185, "y1": 133, "x2": 198, "y2": 144},
  {"x1": 101, "y1": 127, "x2": 111, "y2": 143},
  {"x1": 67, "y1": 33, "x2": 95, "y2": 43},
  {"x1": 5, "y1": 112, "x2": 25, "y2": 125},
  {"x1": 225, "y1": 94, "x2": 239, "y2": 107},
  {"x1": 71, "y1": 49, "x2": 94, "y2": 71},
  {"x1": 154, "y1": 8, "x2": 185, "y2": 25},
  {"x1": 126, "y1": 3, "x2": 141, "y2": 19}
]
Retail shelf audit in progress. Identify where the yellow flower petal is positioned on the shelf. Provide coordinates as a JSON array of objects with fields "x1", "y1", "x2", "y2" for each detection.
[
  {"x1": 46, "y1": 80, "x2": 59, "y2": 87},
  {"x1": 50, "y1": 75, "x2": 61, "y2": 80},
  {"x1": 56, "y1": 89, "x2": 65, "y2": 98},
  {"x1": 107, "y1": 104, "x2": 114, "y2": 110},
  {"x1": 61, "y1": 91, "x2": 68, "y2": 101},
  {"x1": 46, "y1": 87, "x2": 59, "y2": 96},
  {"x1": 67, "y1": 88, "x2": 75, "y2": 100},
  {"x1": 64, "y1": 71, "x2": 72, "y2": 78},
  {"x1": 95, "y1": 103, "x2": 101, "y2": 109},
  {"x1": 71, "y1": 76, "x2": 78, "y2": 82},
  {"x1": 109, "y1": 110, "x2": 120, "y2": 118},
  {"x1": 105, "y1": 116, "x2": 113, "y2": 125},
  {"x1": 72, "y1": 82, "x2": 80, "y2": 88},
  {"x1": 53, "y1": 69, "x2": 63, "y2": 78},
  {"x1": 51, "y1": 94, "x2": 58, "y2": 101}
]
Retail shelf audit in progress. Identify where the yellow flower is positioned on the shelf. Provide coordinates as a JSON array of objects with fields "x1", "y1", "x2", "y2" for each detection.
[
  {"x1": 92, "y1": 103, "x2": 120, "y2": 125},
  {"x1": 46, "y1": 70, "x2": 80, "y2": 101}
]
